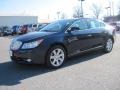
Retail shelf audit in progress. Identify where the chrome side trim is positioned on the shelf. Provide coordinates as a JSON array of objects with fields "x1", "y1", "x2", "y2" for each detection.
[
  {"x1": 80, "y1": 45, "x2": 103, "y2": 53},
  {"x1": 68, "y1": 45, "x2": 103, "y2": 57}
]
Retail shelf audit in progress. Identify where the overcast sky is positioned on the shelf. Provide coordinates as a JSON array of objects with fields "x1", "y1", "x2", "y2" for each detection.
[{"x1": 0, "y1": 0, "x2": 119, "y2": 21}]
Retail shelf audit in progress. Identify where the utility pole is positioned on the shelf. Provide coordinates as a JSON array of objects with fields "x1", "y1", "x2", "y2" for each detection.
[
  {"x1": 108, "y1": 0, "x2": 114, "y2": 16},
  {"x1": 105, "y1": 7, "x2": 110, "y2": 16},
  {"x1": 111, "y1": 1, "x2": 114, "y2": 16},
  {"x1": 48, "y1": 14, "x2": 50, "y2": 19},
  {"x1": 78, "y1": 0, "x2": 85, "y2": 17}
]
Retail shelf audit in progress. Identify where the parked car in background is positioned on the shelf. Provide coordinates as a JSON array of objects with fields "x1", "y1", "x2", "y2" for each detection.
[
  {"x1": 10, "y1": 18, "x2": 116, "y2": 68},
  {"x1": 32, "y1": 24, "x2": 38, "y2": 32},
  {"x1": 20, "y1": 25, "x2": 28, "y2": 34},
  {"x1": 27, "y1": 24, "x2": 38, "y2": 33},
  {"x1": 109, "y1": 22, "x2": 120, "y2": 31},
  {"x1": 116, "y1": 22, "x2": 120, "y2": 32},
  {"x1": 27, "y1": 24, "x2": 32, "y2": 33},
  {"x1": 12, "y1": 25, "x2": 19, "y2": 35},
  {"x1": 0, "y1": 27, "x2": 3, "y2": 36},
  {"x1": 16, "y1": 26, "x2": 22, "y2": 35},
  {"x1": 27, "y1": 23, "x2": 46, "y2": 33},
  {"x1": 21, "y1": 24, "x2": 38, "y2": 34},
  {"x1": 0, "y1": 26, "x2": 12, "y2": 36}
]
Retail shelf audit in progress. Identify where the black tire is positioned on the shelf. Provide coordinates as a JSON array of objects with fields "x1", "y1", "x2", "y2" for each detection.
[
  {"x1": 103, "y1": 38, "x2": 113, "y2": 53},
  {"x1": 46, "y1": 45, "x2": 66, "y2": 69}
]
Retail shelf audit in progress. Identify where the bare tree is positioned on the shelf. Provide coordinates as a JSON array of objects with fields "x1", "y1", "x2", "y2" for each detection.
[
  {"x1": 91, "y1": 4, "x2": 102, "y2": 19},
  {"x1": 73, "y1": 6, "x2": 82, "y2": 18}
]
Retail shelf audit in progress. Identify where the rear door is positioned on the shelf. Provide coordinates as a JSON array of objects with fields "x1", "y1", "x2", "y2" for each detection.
[{"x1": 86, "y1": 19, "x2": 106, "y2": 48}]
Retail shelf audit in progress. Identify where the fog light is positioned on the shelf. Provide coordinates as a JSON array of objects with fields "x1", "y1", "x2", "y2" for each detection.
[{"x1": 26, "y1": 59, "x2": 32, "y2": 62}]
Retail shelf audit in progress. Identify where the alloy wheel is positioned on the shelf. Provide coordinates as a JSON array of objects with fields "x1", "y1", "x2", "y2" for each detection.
[
  {"x1": 50, "y1": 48, "x2": 65, "y2": 67},
  {"x1": 106, "y1": 39, "x2": 113, "y2": 52}
]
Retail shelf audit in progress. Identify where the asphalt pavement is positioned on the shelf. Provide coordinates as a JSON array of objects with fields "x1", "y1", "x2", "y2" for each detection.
[{"x1": 0, "y1": 34, "x2": 120, "y2": 90}]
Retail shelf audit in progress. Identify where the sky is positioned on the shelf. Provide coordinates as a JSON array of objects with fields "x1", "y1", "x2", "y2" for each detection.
[{"x1": 0, "y1": 0, "x2": 119, "y2": 21}]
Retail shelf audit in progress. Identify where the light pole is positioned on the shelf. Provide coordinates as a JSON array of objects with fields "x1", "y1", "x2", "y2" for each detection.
[
  {"x1": 78, "y1": 0, "x2": 85, "y2": 17},
  {"x1": 105, "y1": 6, "x2": 110, "y2": 16}
]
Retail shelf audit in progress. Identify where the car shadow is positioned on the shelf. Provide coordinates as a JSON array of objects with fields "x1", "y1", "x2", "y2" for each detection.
[{"x1": 0, "y1": 50, "x2": 105, "y2": 86}]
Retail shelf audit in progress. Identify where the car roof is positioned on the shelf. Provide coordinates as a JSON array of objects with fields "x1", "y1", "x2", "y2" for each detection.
[{"x1": 57, "y1": 18, "x2": 98, "y2": 22}]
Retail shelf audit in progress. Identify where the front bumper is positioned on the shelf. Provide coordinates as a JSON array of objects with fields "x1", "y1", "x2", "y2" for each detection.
[{"x1": 10, "y1": 46, "x2": 47, "y2": 64}]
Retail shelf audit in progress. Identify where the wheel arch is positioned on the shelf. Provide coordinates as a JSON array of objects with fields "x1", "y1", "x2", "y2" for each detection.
[
  {"x1": 48, "y1": 43, "x2": 68, "y2": 56},
  {"x1": 109, "y1": 35, "x2": 115, "y2": 43},
  {"x1": 45, "y1": 42, "x2": 68, "y2": 61},
  {"x1": 45, "y1": 42, "x2": 68, "y2": 68}
]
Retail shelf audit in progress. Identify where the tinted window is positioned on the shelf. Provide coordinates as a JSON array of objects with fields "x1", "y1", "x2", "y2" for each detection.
[
  {"x1": 100, "y1": 22, "x2": 106, "y2": 27},
  {"x1": 95, "y1": 21, "x2": 101, "y2": 27},
  {"x1": 89, "y1": 20, "x2": 96, "y2": 28},
  {"x1": 69, "y1": 19, "x2": 88, "y2": 30},
  {"x1": 89, "y1": 20, "x2": 100, "y2": 28}
]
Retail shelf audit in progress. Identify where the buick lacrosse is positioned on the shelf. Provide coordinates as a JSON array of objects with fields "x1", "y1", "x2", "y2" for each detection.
[{"x1": 10, "y1": 18, "x2": 116, "y2": 68}]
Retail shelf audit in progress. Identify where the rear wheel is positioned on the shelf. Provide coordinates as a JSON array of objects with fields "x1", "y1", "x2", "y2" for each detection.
[
  {"x1": 103, "y1": 38, "x2": 113, "y2": 53},
  {"x1": 46, "y1": 45, "x2": 66, "y2": 68}
]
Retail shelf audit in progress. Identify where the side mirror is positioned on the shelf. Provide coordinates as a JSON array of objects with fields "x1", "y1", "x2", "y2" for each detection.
[{"x1": 68, "y1": 27, "x2": 80, "y2": 32}]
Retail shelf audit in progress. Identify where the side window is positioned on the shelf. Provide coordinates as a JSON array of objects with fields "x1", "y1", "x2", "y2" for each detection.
[
  {"x1": 69, "y1": 20, "x2": 88, "y2": 30},
  {"x1": 100, "y1": 22, "x2": 106, "y2": 27},
  {"x1": 89, "y1": 20, "x2": 100, "y2": 28},
  {"x1": 89, "y1": 20, "x2": 96, "y2": 28},
  {"x1": 95, "y1": 21, "x2": 100, "y2": 27}
]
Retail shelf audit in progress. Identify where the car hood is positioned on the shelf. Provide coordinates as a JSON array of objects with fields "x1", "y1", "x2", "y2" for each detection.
[{"x1": 15, "y1": 31, "x2": 56, "y2": 42}]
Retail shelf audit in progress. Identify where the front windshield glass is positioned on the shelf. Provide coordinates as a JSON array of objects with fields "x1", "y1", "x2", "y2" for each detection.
[{"x1": 41, "y1": 20, "x2": 74, "y2": 32}]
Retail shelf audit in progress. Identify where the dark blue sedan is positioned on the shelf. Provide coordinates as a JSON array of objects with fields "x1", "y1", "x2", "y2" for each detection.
[{"x1": 10, "y1": 18, "x2": 116, "y2": 68}]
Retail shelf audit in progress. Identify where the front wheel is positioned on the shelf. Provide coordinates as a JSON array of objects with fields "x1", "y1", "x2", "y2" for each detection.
[
  {"x1": 103, "y1": 38, "x2": 113, "y2": 53},
  {"x1": 46, "y1": 45, "x2": 66, "y2": 68}
]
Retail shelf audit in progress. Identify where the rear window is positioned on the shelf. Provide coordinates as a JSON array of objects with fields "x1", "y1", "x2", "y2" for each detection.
[{"x1": 88, "y1": 20, "x2": 105, "y2": 28}]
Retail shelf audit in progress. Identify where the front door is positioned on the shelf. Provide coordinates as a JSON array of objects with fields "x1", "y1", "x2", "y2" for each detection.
[{"x1": 65, "y1": 19, "x2": 93, "y2": 55}]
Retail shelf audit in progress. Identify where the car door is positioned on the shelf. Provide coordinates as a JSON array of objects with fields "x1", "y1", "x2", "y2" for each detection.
[
  {"x1": 86, "y1": 19, "x2": 106, "y2": 48},
  {"x1": 65, "y1": 19, "x2": 95, "y2": 56}
]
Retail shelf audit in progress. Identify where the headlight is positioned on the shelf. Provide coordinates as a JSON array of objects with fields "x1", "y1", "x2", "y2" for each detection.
[
  {"x1": 10, "y1": 40, "x2": 22, "y2": 50},
  {"x1": 22, "y1": 39, "x2": 43, "y2": 49}
]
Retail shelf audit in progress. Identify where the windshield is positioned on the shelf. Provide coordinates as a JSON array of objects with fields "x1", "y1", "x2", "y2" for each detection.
[
  {"x1": 41, "y1": 20, "x2": 74, "y2": 32},
  {"x1": 36, "y1": 24, "x2": 48, "y2": 31}
]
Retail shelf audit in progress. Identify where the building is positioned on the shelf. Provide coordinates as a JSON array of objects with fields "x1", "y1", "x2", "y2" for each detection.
[{"x1": 0, "y1": 16, "x2": 38, "y2": 26}]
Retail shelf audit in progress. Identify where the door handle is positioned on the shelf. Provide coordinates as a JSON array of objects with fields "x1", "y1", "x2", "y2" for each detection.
[{"x1": 87, "y1": 34, "x2": 92, "y2": 37}]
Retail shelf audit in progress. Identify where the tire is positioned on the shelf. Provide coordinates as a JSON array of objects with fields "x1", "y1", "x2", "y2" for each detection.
[
  {"x1": 46, "y1": 45, "x2": 66, "y2": 69},
  {"x1": 103, "y1": 38, "x2": 113, "y2": 53}
]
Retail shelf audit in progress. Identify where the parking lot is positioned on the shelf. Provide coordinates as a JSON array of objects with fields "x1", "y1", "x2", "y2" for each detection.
[{"x1": 0, "y1": 34, "x2": 120, "y2": 90}]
